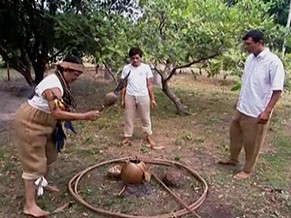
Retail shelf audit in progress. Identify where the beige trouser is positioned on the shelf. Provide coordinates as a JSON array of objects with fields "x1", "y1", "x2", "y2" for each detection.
[
  {"x1": 124, "y1": 94, "x2": 152, "y2": 137},
  {"x1": 13, "y1": 102, "x2": 58, "y2": 180},
  {"x1": 229, "y1": 110, "x2": 270, "y2": 173}
]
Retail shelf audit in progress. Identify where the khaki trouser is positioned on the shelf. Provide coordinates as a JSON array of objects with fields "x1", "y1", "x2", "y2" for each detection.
[
  {"x1": 13, "y1": 102, "x2": 58, "y2": 180},
  {"x1": 229, "y1": 110, "x2": 270, "y2": 173},
  {"x1": 124, "y1": 94, "x2": 152, "y2": 137}
]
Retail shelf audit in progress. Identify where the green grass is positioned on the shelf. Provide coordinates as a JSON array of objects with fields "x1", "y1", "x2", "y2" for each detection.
[
  {"x1": 258, "y1": 135, "x2": 291, "y2": 188},
  {"x1": 0, "y1": 73, "x2": 291, "y2": 217}
]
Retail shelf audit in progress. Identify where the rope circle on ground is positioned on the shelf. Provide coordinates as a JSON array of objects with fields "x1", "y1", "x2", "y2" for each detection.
[{"x1": 68, "y1": 156, "x2": 208, "y2": 218}]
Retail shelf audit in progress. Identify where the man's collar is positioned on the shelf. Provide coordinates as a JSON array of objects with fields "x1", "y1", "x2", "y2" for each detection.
[{"x1": 252, "y1": 48, "x2": 269, "y2": 59}]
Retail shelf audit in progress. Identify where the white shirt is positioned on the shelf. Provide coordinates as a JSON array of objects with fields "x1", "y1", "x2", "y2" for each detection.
[
  {"x1": 121, "y1": 63, "x2": 153, "y2": 96},
  {"x1": 28, "y1": 73, "x2": 64, "y2": 113},
  {"x1": 237, "y1": 48, "x2": 285, "y2": 118}
]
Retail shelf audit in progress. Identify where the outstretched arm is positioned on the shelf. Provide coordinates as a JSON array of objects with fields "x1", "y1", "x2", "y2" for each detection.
[{"x1": 44, "y1": 88, "x2": 100, "y2": 121}]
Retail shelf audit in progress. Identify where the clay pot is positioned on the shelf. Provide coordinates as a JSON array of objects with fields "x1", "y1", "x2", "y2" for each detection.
[
  {"x1": 120, "y1": 159, "x2": 146, "y2": 184},
  {"x1": 103, "y1": 92, "x2": 117, "y2": 107}
]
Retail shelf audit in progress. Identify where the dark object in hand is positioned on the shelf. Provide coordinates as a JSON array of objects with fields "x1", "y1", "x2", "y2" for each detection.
[{"x1": 113, "y1": 70, "x2": 131, "y2": 94}]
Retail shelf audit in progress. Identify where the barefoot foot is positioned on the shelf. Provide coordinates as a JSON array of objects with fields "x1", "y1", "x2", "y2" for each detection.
[
  {"x1": 146, "y1": 135, "x2": 155, "y2": 146},
  {"x1": 233, "y1": 171, "x2": 251, "y2": 180},
  {"x1": 146, "y1": 143, "x2": 165, "y2": 150},
  {"x1": 45, "y1": 184, "x2": 60, "y2": 192},
  {"x1": 218, "y1": 159, "x2": 239, "y2": 166},
  {"x1": 146, "y1": 136, "x2": 165, "y2": 150},
  {"x1": 121, "y1": 138, "x2": 131, "y2": 146},
  {"x1": 23, "y1": 205, "x2": 49, "y2": 217}
]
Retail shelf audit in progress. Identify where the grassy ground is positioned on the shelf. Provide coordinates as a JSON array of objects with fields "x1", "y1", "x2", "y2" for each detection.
[{"x1": 0, "y1": 69, "x2": 290, "y2": 218}]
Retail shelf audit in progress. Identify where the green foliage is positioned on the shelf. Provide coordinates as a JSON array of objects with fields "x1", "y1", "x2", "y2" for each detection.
[
  {"x1": 204, "y1": 48, "x2": 247, "y2": 78},
  {"x1": 282, "y1": 53, "x2": 291, "y2": 91},
  {"x1": 265, "y1": 0, "x2": 291, "y2": 26},
  {"x1": 0, "y1": 0, "x2": 137, "y2": 85},
  {"x1": 129, "y1": 0, "x2": 284, "y2": 71},
  {"x1": 0, "y1": 0, "x2": 290, "y2": 91},
  {"x1": 226, "y1": 0, "x2": 290, "y2": 27},
  {"x1": 126, "y1": 0, "x2": 290, "y2": 94}
]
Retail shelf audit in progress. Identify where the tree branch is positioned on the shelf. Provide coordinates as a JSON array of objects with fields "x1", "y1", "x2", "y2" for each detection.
[
  {"x1": 164, "y1": 53, "x2": 221, "y2": 83},
  {"x1": 48, "y1": 46, "x2": 68, "y2": 61},
  {"x1": 158, "y1": 11, "x2": 166, "y2": 40},
  {"x1": 102, "y1": 60, "x2": 117, "y2": 84},
  {"x1": 153, "y1": 66, "x2": 163, "y2": 78}
]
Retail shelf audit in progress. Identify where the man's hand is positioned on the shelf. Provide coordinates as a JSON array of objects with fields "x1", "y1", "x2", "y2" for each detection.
[
  {"x1": 121, "y1": 99, "x2": 125, "y2": 108},
  {"x1": 257, "y1": 91, "x2": 281, "y2": 124},
  {"x1": 151, "y1": 99, "x2": 157, "y2": 108},
  {"x1": 84, "y1": 110, "x2": 101, "y2": 121},
  {"x1": 256, "y1": 111, "x2": 271, "y2": 124}
]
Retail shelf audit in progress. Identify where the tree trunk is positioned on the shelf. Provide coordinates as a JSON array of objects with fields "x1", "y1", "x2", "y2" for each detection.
[
  {"x1": 95, "y1": 64, "x2": 99, "y2": 76},
  {"x1": 7, "y1": 61, "x2": 10, "y2": 81},
  {"x1": 21, "y1": 69, "x2": 34, "y2": 87},
  {"x1": 153, "y1": 69, "x2": 162, "y2": 88},
  {"x1": 104, "y1": 60, "x2": 112, "y2": 81},
  {"x1": 33, "y1": 55, "x2": 48, "y2": 85},
  {"x1": 161, "y1": 79, "x2": 189, "y2": 116},
  {"x1": 34, "y1": 67, "x2": 45, "y2": 85}
]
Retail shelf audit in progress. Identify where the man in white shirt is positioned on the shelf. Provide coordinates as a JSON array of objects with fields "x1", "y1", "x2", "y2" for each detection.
[
  {"x1": 219, "y1": 30, "x2": 285, "y2": 179},
  {"x1": 120, "y1": 47, "x2": 157, "y2": 147}
]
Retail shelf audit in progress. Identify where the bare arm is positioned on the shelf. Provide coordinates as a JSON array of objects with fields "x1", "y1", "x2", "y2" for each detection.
[
  {"x1": 120, "y1": 80, "x2": 127, "y2": 104},
  {"x1": 147, "y1": 78, "x2": 155, "y2": 102},
  {"x1": 44, "y1": 88, "x2": 90, "y2": 121},
  {"x1": 263, "y1": 59, "x2": 285, "y2": 114},
  {"x1": 264, "y1": 90, "x2": 282, "y2": 114}
]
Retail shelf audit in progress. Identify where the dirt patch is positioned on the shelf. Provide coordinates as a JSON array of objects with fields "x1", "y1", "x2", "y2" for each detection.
[
  {"x1": 75, "y1": 162, "x2": 206, "y2": 217},
  {"x1": 0, "y1": 78, "x2": 31, "y2": 121},
  {"x1": 198, "y1": 199, "x2": 235, "y2": 218}
]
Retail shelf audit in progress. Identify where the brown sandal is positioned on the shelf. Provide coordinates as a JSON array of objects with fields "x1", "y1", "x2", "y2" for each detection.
[{"x1": 218, "y1": 159, "x2": 239, "y2": 166}]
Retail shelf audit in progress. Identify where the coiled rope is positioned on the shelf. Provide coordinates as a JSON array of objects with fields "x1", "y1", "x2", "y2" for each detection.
[{"x1": 68, "y1": 156, "x2": 208, "y2": 218}]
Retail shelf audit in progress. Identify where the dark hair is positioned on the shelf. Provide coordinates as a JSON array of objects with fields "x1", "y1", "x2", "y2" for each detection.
[
  {"x1": 242, "y1": 30, "x2": 264, "y2": 43},
  {"x1": 57, "y1": 56, "x2": 83, "y2": 72},
  {"x1": 128, "y1": 47, "x2": 143, "y2": 58},
  {"x1": 63, "y1": 56, "x2": 83, "y2": 64}
]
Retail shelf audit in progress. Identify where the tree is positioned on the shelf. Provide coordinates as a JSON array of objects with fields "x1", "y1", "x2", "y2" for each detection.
[
  {"x1": 52, "y1": 1, "x2": 140, "y2": 83},
  {"x1": 226, "y1": 0, "x2": 291, "y2": 51},
  {"x1": 130, "y1": 0, "x2": 282, "y2": 115},
  {"x1": 265, "y1": 0, "x2": 290, "y2": 26},
  {"x1": 0, "y1": 0, "x2": 137, "y2": 86}
]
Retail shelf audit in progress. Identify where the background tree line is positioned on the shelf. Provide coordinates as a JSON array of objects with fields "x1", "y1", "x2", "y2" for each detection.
[{"x1": 0, "y1": 0, "x2": 290, "y2": 115}]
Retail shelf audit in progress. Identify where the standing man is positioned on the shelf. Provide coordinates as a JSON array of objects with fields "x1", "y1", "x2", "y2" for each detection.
[
  {"x1": 120, "y1": 47, "x2": 157, "y2": 148},
  {"x1": 219, "y1": 30, "x2": 285, "y2": 179}
]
